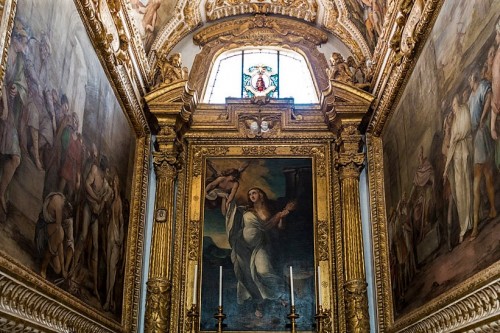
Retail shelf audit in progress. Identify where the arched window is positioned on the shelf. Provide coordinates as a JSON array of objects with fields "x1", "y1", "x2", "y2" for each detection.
[{"x1": 203, "y1": 48, "x2": 319, "y2": 104}]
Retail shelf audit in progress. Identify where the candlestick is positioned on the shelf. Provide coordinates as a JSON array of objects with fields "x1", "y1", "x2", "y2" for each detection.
[
  {"x1": 289, "y1": 266, "x2": 294, "y2": 306},
  {"x1": 317, "y1": 265, "x2": 322, "y2": 307},
  {"x1": 219, "y1": 266, "x2": 222, "y2": 306},
  {"x1": 315, "y1": 305, "x2": 328, "y2": 333},
  {"x1": 193, "y1": 264, "x2": 198, "y2": 305},
  {"x1": 214, "y1": 305, "x2": 226, "y2": 332},
  {"x1": 287, "y1": 305, "x2": 299, "y2": 333},
  {"x1": 186, "y1": 303, "x2": 199, "y2": 333}
]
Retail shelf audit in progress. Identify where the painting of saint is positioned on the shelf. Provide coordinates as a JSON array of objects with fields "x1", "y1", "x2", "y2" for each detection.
[
  {"x1": 383, "y1": 1, "x2": 500, "y2": 318},
  {"x1": 201, "y1": 158, "x2": 315, "y2": 331},
  {"x1": 0, "y1": 0, "x2": 135, "y2": 321}
]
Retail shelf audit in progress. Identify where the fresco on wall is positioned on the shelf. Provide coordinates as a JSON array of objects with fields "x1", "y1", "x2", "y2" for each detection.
[
  {"x1": 200, "y1": 158, "x2": 315, "y2": 331},
  {"x1": 383, "y1": 0, "x2": 500, "y2": 318},
  {"x1": 127, "y1": 0, "x2": 176, "y2": 53},
  {"x1": 344, "y1": 0, "x2": 387, "y2": 51},
  {"x1": 0, "y1": 0, "x2": 135, "y2": 320}
]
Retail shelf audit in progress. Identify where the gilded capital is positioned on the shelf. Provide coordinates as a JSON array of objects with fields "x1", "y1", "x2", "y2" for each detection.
[
  {"x1": 335, "y1": 124, "x2": 365, "y2": 178},
  {"x1": 144, "y1": 278, "x2": 172, "y2": 333},
  {"x1": 152, "y1": 151, "x2": 179, "y2": 179}
]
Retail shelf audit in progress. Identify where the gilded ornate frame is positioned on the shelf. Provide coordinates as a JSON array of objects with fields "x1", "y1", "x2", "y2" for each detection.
[
  {"x1": 0, "y1": 0, "x2": 151, "y2": 332},
  {"x1": 178, "y1": 140, "x2": 337, "y2": 332}
]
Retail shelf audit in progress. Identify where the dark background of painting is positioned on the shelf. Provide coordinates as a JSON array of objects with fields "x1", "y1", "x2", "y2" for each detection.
[{"x1": 200, "y1": 158, "x2": 315, "y2": 331}]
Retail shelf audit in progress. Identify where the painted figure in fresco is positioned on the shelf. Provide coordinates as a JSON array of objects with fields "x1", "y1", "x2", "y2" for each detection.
[
  {"x1": 0, "y1": 22, "x2": 29, "y2": 213},
  {"x1": 394, "y1": 191, "x2": 417, "y2": 296},
  {"x1": 58, "y1": 112, "x2": 83, "y2": 203},
  {"x1": 442, "y1": 107, "x2": 455, "y2": 251},
  {"x1": 490, "y1": 19, "x2": 500, "y2": 163},
  {"x1": 443, "y1": 95, "x2": 473, "y2": 244},
  {"x1": 467, "y1": 70, "x2": 496, "y2": 239},
  {"x1": 103, "y1": 172, "x2": 125, "y2": 312},
  {"x1": 43, "y1": 94, "x2": 72, "y2": 196},
  {"x1": 36, "y1": 192, "x2": 74, "y2": 279},
  {"x1": 72, "y1": 154, "x2": 113, "y2": 300},
  {"x1": 410, "y1": 146, "x2": 435, "y2": 242},
  {"x1": 205, "y1": 161, "x2": 249, "y2": 216},
  {"x1": 225, "y1": 188, "x2": 296, "y2": 318},
  {"x1": 18, "y1": 32, "x2": 57, "y2": 172}
]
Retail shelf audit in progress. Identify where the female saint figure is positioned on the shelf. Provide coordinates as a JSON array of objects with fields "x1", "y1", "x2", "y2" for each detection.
[{"x1": 225, "y1": 187, "x2": 296, "y2": 318}]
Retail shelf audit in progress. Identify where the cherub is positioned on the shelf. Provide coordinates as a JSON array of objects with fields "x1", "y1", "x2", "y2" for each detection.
[
  {"x1": 327, "y1": 52, "x2": 353, "y2": 84},
  {"x1": 205, "y1": 161, "x2": 249, "y2": 216}
]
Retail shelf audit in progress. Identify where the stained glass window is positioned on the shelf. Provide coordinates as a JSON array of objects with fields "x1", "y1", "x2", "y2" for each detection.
[{"x1": 203, "y1": 48, "x2": 318, "y2": 104}]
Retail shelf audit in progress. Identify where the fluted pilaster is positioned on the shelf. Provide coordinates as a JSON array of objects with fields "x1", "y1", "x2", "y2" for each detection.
[
  {"x1": 144, "y1": 146, "x2": 180, "y2": 333},
  {"x1": 335, "y1": 123, "x2": 370, "y2": 333}
]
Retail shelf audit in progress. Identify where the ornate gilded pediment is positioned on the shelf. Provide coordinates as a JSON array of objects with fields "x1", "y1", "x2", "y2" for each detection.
[{"x1": 205, "y1": 0, "x2": 318, "y2": 22}]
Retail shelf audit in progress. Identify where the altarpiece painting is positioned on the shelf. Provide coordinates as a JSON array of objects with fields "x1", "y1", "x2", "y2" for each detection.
[{"x1": 200, "y1": 157, "x2": 315, "y2": 331}]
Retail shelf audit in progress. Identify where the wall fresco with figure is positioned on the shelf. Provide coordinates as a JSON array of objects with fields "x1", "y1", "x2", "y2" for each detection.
[
  {"x1": 200, "y1": 158, "x2": 315, "y2": 331},
  {"x1": 344, "y1": 0, "x2": 387, "y2": 51},
  {"x1": 383, "y1": 0, "x2": 500, "y2": 318},
  {"x1": 127, "y1": 0, "x2": 176, "y2": 53},
  {"x1": 0, "y1": 0, "x2": 135, "y2": 320}
]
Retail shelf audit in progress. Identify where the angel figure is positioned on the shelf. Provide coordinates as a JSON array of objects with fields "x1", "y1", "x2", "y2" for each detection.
[
  {"x1": 205, "y1": 161, "x2": 249, "y2": 216},
  {"x1": 154, "y1": 51, "x2": 189, "y2": 87},
  {"x1": 327, "y1": 52, "x2": 353, "y2": 84},
  {"x1": 242, "y1": 118, "x2": 276, "y2": 138}
]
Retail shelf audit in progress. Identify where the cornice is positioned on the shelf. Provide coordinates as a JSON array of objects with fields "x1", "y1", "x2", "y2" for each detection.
[{"x1": 367, "y1": 0, "x2": 442, "y2": 137}]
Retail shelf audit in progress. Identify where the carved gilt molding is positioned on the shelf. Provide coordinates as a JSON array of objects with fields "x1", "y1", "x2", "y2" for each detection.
[
  {"x1": 0, "y1": 262, "x2": 120, "y2": 333},
  {"x1": 367, "y1": 0, "x2": 442, "y2": 136},
  {"x1": 205, "y1": 0, "x2": 318, "y2": 22},
  {"x1": 147, "y1": 0, "x2": 203, "y2": 83},
  {"x1": 0, "y1": 0, "x2": 16, "y2": 97},
  {"x1": 144, "y1": 278, "x2": 172, "y2": 333},
  {"x1": 189, "y1": 15, "x2": 331, "y2": 96},
  {"x1": 365, "y1": 134, "x2": 392, "y2": 332},
  {"x1": 328, "y1": 0, "x2": 372, "y2": 60}
]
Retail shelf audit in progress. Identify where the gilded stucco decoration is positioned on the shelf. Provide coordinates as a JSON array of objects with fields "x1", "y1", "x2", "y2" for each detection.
[
  {"x1": 190, "y1": 15, "x2": 330, "y2": 96},
  {"x1": 205, "y1": 0, "x2": 318, "y2": 22},
  {"x1": 240, "y1": 115, "x2": 281, "y2": 138},
  {"x1": 146, "y1": 0, "x2": 202, "y2": 81},
  {"x1": 327, "y1": 52, "x2": 372, "y2": 91},
  {"x1": 390, "y1": 0, "x2": 425, "y2": 65},
  {"x1": 0, "y1": 0, "x2": 15, "y2": 97},
  {"x1": 151, "y1": 51, "x2": 189, "y2": 88},
  {"x1": 144, "y1": 278, "x2": 171, "y2": 333},
  {"x1": 368, "y1": 0, "x2": 441, "y2": 136},
  {"x1": 187, "y1": 220, "x2": 201, "y2": 261},
  {"x1": 325, "y1": 0, "x2": 373, "y2": 58},
  {"x1": 0, "y1": 262, "x2": 121, "y2": 333}
]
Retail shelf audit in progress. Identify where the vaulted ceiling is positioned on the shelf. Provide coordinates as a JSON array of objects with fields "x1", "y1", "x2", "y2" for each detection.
[
  {"x1": 124, "y1": 0, "x2": 393, "y2": 83},
  {"x1": 79, "y1": 0, "x2": 441, "y2": 136}
]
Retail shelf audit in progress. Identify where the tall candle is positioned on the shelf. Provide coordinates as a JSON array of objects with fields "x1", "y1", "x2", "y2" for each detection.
[
  {"x1": 193, "y1": 264, "x2": 198, "y2": 305},
  {"x1": 317, "y1": 266, "x2": 322, "y2": 307},
  {"x1": 219, "y1": 266, "x2": 223, "y2": 306},
  {"x1": 289, "y1": 266, "x2": 294, "y2": 306}
]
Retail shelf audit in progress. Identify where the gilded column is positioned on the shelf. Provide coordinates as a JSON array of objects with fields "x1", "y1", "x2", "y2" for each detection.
[
  {"x1": 335, "y1": 123, "x2": 370, "y2": 333},
  {"x1": 144, "y1": 140, "x2": 180, "y2": 333}
]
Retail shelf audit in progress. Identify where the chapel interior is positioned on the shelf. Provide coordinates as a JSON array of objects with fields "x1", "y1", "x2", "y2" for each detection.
[{"x1": 0, "y1": 0, "x2": 499, "y2": 332}]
